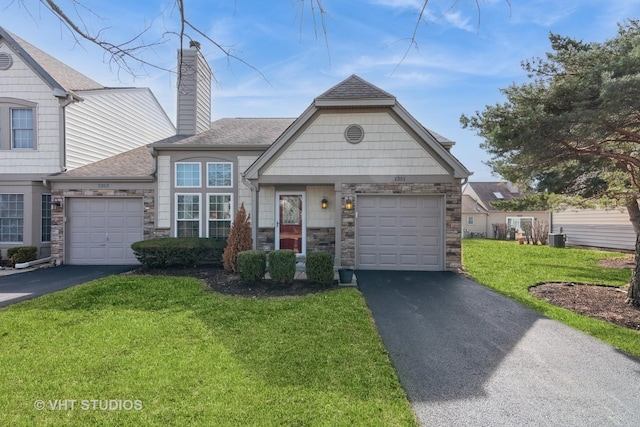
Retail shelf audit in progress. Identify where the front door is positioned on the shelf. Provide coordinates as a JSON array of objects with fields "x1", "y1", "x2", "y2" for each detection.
[{"x1": 276, "y1": 193, "x2": 305, "y2": 254}]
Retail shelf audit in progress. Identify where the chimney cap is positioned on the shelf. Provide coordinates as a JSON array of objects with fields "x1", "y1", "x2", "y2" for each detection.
[{"x1": 189, "y1": 40, "x2": 201, "y2": 50}]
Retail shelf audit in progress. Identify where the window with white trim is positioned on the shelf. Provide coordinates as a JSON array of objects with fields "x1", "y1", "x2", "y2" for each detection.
[
  {"x1": 467, "y1": 216, "x2": 475, "y2": 226},
  {"x1": 0, "y1": 98, "x2": 37, "y2": 150},
  {"x1": 175, "y1": 162, "x2": 201, "y2": 187},
  {"x1": 0, "y1": 194, "x2": 24, "y2": 243},
  {"x1": 41, "y1": 194, "x2": 51, "y2": 242},
  {"x1": 208, "y1": 194, "x2": 232, "y2": 239},
  {"x1": 207, "y1": 162, "x2": 232, "y2": 188},
  {"x1": 176, "y1": 194, "x2": 200, "y2": 237},
  {"x1": 506, "y1": 217, "x2": 534, "y2": 233}
]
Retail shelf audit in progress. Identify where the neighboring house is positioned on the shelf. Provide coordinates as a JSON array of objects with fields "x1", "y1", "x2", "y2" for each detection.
[
  {"x1": 550, "y1": 208, "x2": 635, "y2": 251},
  {"x1": 48, "y1": 45, "x2": 471, "y2": 271},
  {"x1": 0, "y1": 27, "x2": 175, "y2": 260},
  {"x1": 462, "y1": 182, "x2": 548, "y2": 239}
]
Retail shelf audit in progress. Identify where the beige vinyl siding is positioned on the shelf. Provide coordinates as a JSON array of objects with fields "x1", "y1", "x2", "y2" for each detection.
[
  {"x1": 65, "y1": 88, "x2": 174, "y2": 169},
  {"x1": 263, "y1": 112, "x2": 448, "y2": 177},
  {"x1": 238, "y1": 155, "x2": 259, "y2": 213},
  {"x1": 307, "y1": 185, "x2": 334, "y2": 228},
  {"x1": 157, "y1": 155, "x2": 171, "y2": 228},
  {"x1": 552, "y1": 208, "x2": 635, "y2": 251},
  {"x1": 463, "y1": 213, "x2": 488, "y2": 237},
  {"x1": 258, "y1": 186, "x2": 276, "y2": 228},
  {"x1": 0, "y1": 42, "x2": 62, "y2": 174}
]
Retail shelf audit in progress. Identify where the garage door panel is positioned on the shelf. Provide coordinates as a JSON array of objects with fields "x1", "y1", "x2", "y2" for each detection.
[
  {"x1": 357, "y1": 195, "x2": 444, "y2": 271},
  {"x1": 68, "y1": 198, "x2": 142, "y2": 265}
]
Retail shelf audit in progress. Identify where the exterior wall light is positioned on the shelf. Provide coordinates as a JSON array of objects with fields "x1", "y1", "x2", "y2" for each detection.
[
  {"x1": 321, "y1": 196, "x2": 329, "y2": 209},
  {"x1": 51, "y1": 198, "x2": 62, "y2": 208},
  {"x1": 345, "y1": 196, "x2": 354, "y2": 211}
]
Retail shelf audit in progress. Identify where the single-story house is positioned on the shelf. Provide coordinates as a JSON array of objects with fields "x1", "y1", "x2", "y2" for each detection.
[
  {"x1": 47, "y1": 45, "x2": 471, "y2": 271},
  {"x1": 462, "y1": 182, "x2": 549, "y2": 239}
]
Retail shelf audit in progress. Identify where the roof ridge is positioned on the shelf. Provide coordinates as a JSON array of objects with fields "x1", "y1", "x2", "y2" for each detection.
[{"x1": 316, "y1": 74, "x2": 395, "y2": 100}]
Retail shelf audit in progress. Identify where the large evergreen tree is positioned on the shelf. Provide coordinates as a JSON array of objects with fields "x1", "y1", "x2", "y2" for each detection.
[{"x1": 461, "y1": 20, "x2": 640, "y2": 306}]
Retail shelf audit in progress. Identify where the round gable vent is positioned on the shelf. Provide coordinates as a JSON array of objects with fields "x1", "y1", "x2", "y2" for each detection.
[
  {"x1": 345, "y1": 124, "x2": 364, "y2": 144},
  {"x1": 0, "y1": 52, "x2": 13, "y2": 70}
]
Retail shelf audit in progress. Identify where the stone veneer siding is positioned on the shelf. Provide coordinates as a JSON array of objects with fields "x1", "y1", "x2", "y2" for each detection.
[
  {"x1": 50, "y1": 189, "x2": 167, "y2": 266},
  {"x1": 257, "y1": 227, "x2": 335, "y2": 256},
  {"x1": 340, "y1": 182, "x2": 462, "y2": 271}
]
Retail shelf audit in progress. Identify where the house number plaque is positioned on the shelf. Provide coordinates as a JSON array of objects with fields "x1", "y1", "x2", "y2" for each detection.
[{"x1": 394, "y1": 176, "x2": 406, "y2": 182}]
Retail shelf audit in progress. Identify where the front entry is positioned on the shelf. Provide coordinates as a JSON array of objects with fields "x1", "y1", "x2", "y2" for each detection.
[{"x1": 276, "y1": 193, "x2": 305, "y2": 254}]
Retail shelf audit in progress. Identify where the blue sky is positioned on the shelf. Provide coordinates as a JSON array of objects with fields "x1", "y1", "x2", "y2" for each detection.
[{"x1": 3, "y1": 0, "x2": 640, "y2": 180}]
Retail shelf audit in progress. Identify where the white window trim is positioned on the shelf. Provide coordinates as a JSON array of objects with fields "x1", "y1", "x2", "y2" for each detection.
[
  {"x1": 41, "y1": 194, "x2": 51, "y2": 243},
  {"x1": 467, "y1": 216, "x2": 475, "y2": 226},
  {"x1": 206, "y1": 193, "x2": 234, "y2": 239},
  {"x1": 506, "y1": 216, "x2": 534, "y2": 231},
  {"x1": 206, "y1": 162, "x2": 233, "y2": 188},
  {"x1": 175, "y1": 162, "x2": 202, "y2": 188},
  {"x1": 0, "y1": 98, "x2": 37, "y2": 151},
  {"x1": 175, "y1": 193, "x2": 202, "y2": 237},
  {"x1": 0, "y1": 193, "x2": 24, "y2": 244}
]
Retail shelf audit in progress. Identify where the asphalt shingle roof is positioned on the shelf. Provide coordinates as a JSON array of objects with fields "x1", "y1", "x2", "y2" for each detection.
[
  {"x1": 156, "y1": 118, "x2": 296, "y2": 146},
  {"x1": 316, "y1": 74, "x2": 395, "y2": 100},
  {"x1": 60, "y1": 145, "x2": 154, "y2": 178},
  {"x1": 1, "y1": 27, "x2": 103, "y2": 92},
  {"x1": 466, "y1": 182, "x2": 526, "y2": 212}
]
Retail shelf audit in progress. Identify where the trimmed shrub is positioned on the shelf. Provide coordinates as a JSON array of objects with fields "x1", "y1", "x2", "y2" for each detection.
[
  {"x1": 237, "y1": 250, "x2": 267, "y2": 283},
  {"x1": 223, "y1": 203, "x2": 253, "y2": 273},
  {"x1": 131, "y1": 238, "x2": 227, "y2": 268},
  {"x1": 305, "y1": 251, "x2": 335, "y2": 286},
  {"x1": 268, "y1": 249, "x2": 296, "y2": 284},
  {"x1": 7, "y1": 246, "x2": 37, "y2": 267}
]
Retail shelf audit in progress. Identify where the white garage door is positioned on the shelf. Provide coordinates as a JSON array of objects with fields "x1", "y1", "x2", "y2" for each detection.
[
  {"x1": 357, "y1": 195, "x2": 444, "y2": 271},
  {"x1": 68, "y1": 198, "x2": 143, "y2": 265}
]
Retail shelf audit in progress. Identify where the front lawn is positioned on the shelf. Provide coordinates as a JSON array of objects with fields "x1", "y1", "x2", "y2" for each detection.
[
  {"x1": 463, "y1": 239, "x2": 640, "y2": 358},
  {"x1": 0, "y1": 275, "x2": 416, "y2": 426}
]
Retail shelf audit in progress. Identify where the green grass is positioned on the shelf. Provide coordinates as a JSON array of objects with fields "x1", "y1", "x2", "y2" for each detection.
[
  {"x1": 463, "y1": 239, "x2": 640, "y2": 358},
  {"x1": 0, "y1": 276, "x2": 416, "y2": 427}
]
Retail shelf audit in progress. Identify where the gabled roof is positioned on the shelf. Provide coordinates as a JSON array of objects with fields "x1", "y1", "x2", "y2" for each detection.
[
  {"x1": 464, "y1": 182, "x2": 526, "y2": 212},
  {"x1": 152, "y1": 118, "x2": 295, "y2": 149},
  {"x1": 245, "y1": 74, "x2": 471, "y2": 180},
  {"x1": 0, "y1": 26, "x2": 103, "y2": 97},
  {"x1": 462, "y1": 194, "x2": 489, "y2": 214}
]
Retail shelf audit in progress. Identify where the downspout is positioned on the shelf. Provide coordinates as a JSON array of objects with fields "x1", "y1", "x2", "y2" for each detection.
[
  {"x1": 56, "y1": 92, "x2": 80, "y2": 172},
  {"x1": 241, "y1": 173, "x2": 259, "y2": 250}
]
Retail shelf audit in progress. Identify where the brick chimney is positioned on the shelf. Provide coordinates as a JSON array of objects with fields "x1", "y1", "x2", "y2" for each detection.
[{"x1": 176, "y1": 41, "x2": 212, "y2": 136}]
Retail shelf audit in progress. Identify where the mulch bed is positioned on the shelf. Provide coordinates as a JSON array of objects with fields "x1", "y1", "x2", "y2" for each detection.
[
  {"x1": 127, "y1": 266, "x2": 338, "y2": 297},
  {"x1": 529, "y1": 254, "x2": 640, "y2": 331}
]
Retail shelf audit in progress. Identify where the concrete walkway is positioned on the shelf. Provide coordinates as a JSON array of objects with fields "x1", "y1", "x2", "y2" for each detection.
[
  {"x1": 0, "y1": 265, "x2": 135, "y2": 308},
  {"x1": 357, "y1": 270, "x2": 640, "y2": 426}
]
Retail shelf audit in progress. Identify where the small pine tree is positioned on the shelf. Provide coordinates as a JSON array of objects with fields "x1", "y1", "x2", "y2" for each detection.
[{"x1": 223, "y1": 203, "x2": 253, "y2": 273}]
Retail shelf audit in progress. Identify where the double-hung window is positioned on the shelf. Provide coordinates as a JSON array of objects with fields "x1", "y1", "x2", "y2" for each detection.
[
  {"x1": 0, "y1": 194, "x2": 24, "y2": 243},
  {"x1": 208, "y1": 194, "x2": 232, "y2": 239},
  {"x1": 41, "y1": 194, "x2": 51, "y2": 242},
  {"x1": 176, "y1": 194, "x2": 201, "y2": 237},
  {"x1": 0, "y1": 99, "x2": 37, "y2": 150}
]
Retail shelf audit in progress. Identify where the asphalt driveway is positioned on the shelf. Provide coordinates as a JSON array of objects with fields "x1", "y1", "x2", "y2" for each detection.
[
  {"x1": 357, "y1": 270, "x2": 640, "y2": 426},
  {"x1": 0, "y1": 265, "x2": 135, "y2": 308}
]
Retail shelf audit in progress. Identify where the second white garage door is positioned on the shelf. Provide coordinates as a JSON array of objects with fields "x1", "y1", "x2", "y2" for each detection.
[
  {"x1": 357, "y1": 195, "x2": 444, "y2": 271},
  {"x1": 67, "y1": 198, "x2": 143, "y2": 265}
]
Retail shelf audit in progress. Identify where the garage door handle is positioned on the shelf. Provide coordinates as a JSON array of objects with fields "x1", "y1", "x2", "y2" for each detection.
[{"x1": 105, "y1": 233, "x2": 109, "y2": 242}]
